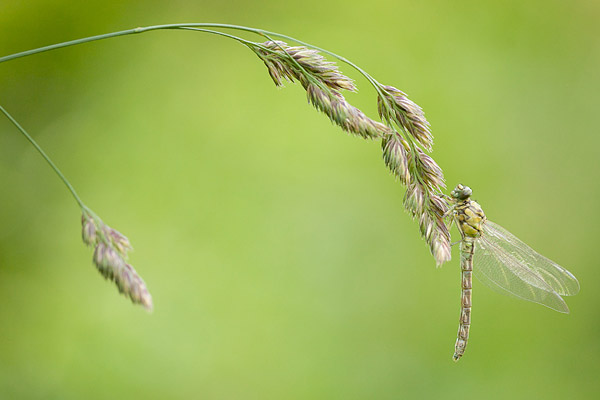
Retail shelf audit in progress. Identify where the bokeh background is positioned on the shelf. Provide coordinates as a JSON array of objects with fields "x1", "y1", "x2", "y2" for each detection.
[{"x1": 1, "y1": 0, "x2": 599, "y2": 399}]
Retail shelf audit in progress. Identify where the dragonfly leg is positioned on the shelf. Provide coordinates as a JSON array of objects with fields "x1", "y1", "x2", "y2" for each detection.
[{"x1": 442, "y1": 204, "x2": 456, "y2": 219}]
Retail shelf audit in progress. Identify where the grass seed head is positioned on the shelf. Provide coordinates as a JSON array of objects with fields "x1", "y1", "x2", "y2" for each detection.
[
  {"x1": 411, "y1": 147, "x2": 445, "y2": 191},
  {"x1": 304, "y1": 82, "x2": 389, "y2": 139},
  {"x1": 256, "y1": 41, "x2": 356, "y2": 92},
  {"x1": 81, "y1": 213, "x2": 153, "y2": 311},
  {"x1": 382, "y1": 132, "x2": 411, "y2": 184},
  {"x1": 253, "y1": 41, "x2": 450, "y2": 265},
  {"x1": 378, "y1": 85, "x2": 433, "y2": 151},
  {"x1": 81, "y1": 214, "x2": 97, "y2": 246},
  {"x1": 404, "y1": 183, "x2": 425, "y2": 216}
]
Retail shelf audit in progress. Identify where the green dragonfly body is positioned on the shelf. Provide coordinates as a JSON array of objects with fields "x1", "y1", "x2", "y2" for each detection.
[{"x1": 448, "y1": 184, "x2": 580, "y2": 361}]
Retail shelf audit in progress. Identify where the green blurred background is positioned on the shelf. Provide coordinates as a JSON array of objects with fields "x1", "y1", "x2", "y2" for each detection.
[{"x1": 1, "y1": 0, "x2": 598, "y2": 398}]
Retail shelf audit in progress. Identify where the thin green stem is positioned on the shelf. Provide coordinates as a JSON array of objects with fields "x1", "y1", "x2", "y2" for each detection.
[
  {"x1": 0, "y1": 23, "x2": 384, "y2": 96},
  {"x1": 0, "y1": 104, "x2": 86, "y2": 210},
  {"x1": 178, "y1": 28, "x2": 327, "y2": 93},
  {"x1": 177, "y1": 27, "x2": 256, "y2": 47}
]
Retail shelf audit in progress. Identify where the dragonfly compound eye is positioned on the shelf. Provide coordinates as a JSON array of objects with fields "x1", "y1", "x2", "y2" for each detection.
[
  {"x1": 460, "y1": 186, "x2": 473, "y2": 199},
  {"x1": 452, "y1": 184, "x2": 472, "y2": 200}
]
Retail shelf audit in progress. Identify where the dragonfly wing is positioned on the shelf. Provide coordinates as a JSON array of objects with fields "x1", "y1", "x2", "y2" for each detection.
[
  {"x1": 473, "y1": 228, "x2": 571, "y2": 313},
  {"x1": 482, "y1": 221, "x2": 580, "y2": 296}
]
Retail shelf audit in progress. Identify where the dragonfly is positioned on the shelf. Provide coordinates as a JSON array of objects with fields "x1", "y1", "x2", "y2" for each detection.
[{"x1": 446, "y1": 184, "x2": 580, "y2": 361}]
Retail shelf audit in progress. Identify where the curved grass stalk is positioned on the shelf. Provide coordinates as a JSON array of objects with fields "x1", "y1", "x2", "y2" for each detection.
[
  {"x1": 0, "y1": 23, "x2": 451, "y2": 311},
  {"x1": 0, "y1": 23, "x2": 384, "y2": 95}
]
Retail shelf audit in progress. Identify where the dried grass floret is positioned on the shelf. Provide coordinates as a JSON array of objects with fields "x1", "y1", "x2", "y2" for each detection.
[
  {"x1": 82, "y1": 212, "x2": 153, "y2": 311},
  {"x1": 378, "y1": 85, "x2": 433, "y2": 151},
  {"x1": 254, "y1": 41, "x2": 389, "y2": 140}
]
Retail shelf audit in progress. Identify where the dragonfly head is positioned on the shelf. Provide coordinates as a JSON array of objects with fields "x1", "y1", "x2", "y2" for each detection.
[{"x1": 451, "y1": 184, "x2": 472, "y2": 201}]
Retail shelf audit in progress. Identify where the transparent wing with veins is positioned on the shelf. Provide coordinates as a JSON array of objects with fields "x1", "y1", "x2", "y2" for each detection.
[{"x1": 473, "y1": 221, "x2": 580, "y2": 313}]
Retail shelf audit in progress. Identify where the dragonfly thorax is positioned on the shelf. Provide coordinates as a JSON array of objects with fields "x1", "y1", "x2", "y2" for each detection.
[
  {"x1": 454, "y1": 199, "x2": 486, "y2": 238},
  {"x1": 452, "y1": 185, "x2": 486, "y2": 238}
]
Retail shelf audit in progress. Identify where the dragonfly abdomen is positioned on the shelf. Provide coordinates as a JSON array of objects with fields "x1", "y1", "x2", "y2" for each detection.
[{"x1": 454, "y1": 238, "x2": 474, "y2": 361}]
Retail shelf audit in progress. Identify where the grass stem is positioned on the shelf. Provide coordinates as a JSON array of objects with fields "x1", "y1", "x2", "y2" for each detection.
[{"x1": 0, "y1": 104, "x2": 86, "y2": 210}]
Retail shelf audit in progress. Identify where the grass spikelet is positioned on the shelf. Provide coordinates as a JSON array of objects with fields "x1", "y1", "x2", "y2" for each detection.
[
  {"x1": 382, "y1": 132, "x2": 410, "y2": 184},
  {"x1": 343, "y1": 99, "x2": 393, "y2": 139},
  {"x1": 377, "y1": 85, "x2": 433, "y2": 151},
  {"x1": 305, "y1": 85, "x2": 391, "y2": 139},
  {"x1": 374, "y1": 82, "x2": 448, "y2": 264},
  {"x1": 255, "y1": 41, "x2": 356, "y2": 92},
  {"x1": 81, "y1": 214, "x2": 97, "y2": 246},
  {"x1": 410, "y1": 147, "x2": 445, "y2": 191},
  {"x1": 254, "y1": 41, "x2": 389, "y2": 140},
  {"x1": 420, "y1": 203, "x2": 452, "y2": 265},
  {"x1": 431, "y1": 229, "x2": 452, "y2": 265},
  {"x1": 304, "y1": 83, "x2": 348, "y2": 126},
  {"x1": 81, "y1": 211, "x2": 153, "y2": 311},
  {"x1": 403, "y1": 187, "x2": 451, "y2": 265},
  {"x1": 404, "y1": 183, "x2": 426, "y2": 216}
]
